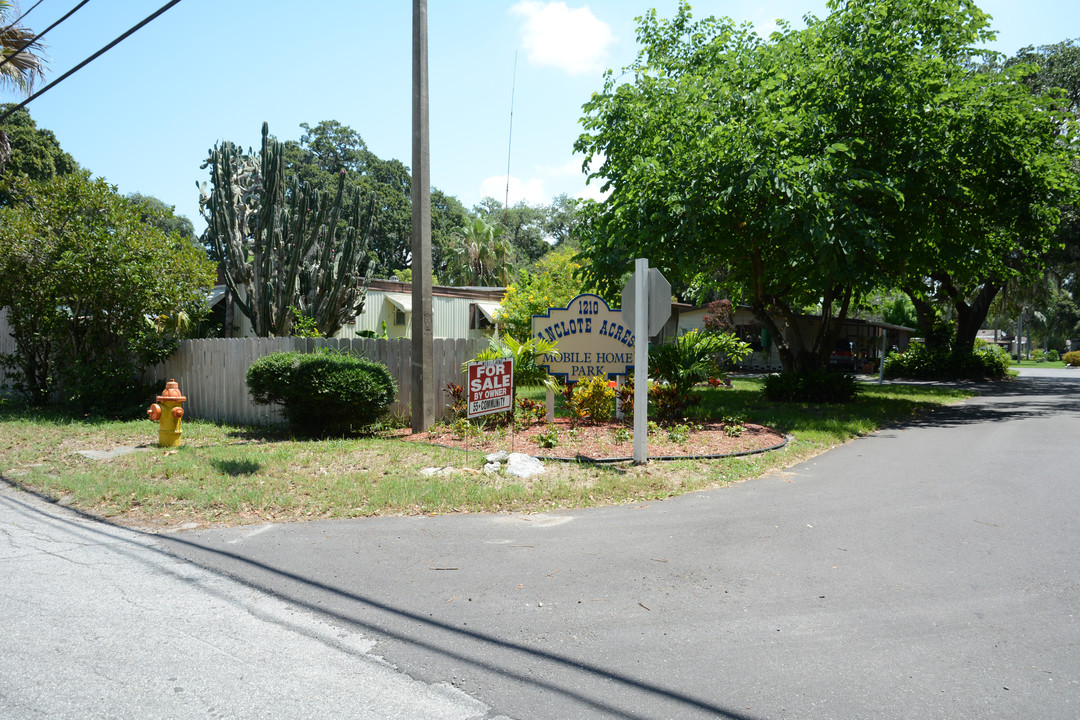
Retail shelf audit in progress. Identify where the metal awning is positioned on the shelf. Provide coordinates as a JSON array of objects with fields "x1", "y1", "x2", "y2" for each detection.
[
  {"x1": 206, "y1": 285, "x2": 227, "y2": 306},
  {"x1": 474, "y1": 302, "x2": 501, "y2": 323},
  {"x1": 385, "y1": 293, "x2": 412, "y2": 314}
]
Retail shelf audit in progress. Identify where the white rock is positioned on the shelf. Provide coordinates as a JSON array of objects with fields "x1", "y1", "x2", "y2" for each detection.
[
  {"x1": 483, "y1": 462, "x2": 502, "y2": 475},
  {"x1": 505, "y1": 453, "x2": 545, "y2": 479},
  {"x1": 485, "y1": 451, "x2": 510, "y2": 463},
  {"x1": 420, "y1": 466, "x2": 456, "y2": 477}
]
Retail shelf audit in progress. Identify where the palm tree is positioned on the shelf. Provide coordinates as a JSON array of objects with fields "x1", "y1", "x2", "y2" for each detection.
[
  {"x1": 1, "y1": 1, "x2": 46, "y2": 95},
  {"x1": 445, "y1": 216, "x2": 512, "y2": 286}
]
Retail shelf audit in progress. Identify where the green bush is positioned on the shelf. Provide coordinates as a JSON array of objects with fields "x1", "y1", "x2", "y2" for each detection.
[
  {"x1": 648, "y1": 330, "x2": 752, "y2": 419},
  {"x1": 1047, "y1": 349, "x2": 1060, "y2": 362},
  {"x1": 568, "y1": 375, "x2": 616, "y2": 423},
  {"x1": 762, "y1": 369, "x2": 859, "y2": 403},
  {"x1": 1064, "y1": 351, "x2": 1080, "y2": 367},
  {"x1": 883, "y1": 341, "x2": 1010, "y2": 380},
  {"x1": 247, "y1": 350, "x2": 396, "y2": 436}
]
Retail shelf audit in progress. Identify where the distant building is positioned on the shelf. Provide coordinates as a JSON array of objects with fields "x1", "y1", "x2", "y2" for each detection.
[
  {"x1": 675, "y1": 304, "x2": 914, "y2": 371},
  {"x1": 213, "y1": 279, "x2": 506, "y2": 341}
]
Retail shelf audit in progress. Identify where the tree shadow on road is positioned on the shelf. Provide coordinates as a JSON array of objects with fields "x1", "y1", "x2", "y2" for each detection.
[{"x1": 883, "y1": 376, "x2": 1080, "y2": 430}]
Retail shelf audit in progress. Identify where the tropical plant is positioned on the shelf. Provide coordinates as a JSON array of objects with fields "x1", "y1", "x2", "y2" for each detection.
[
  {"x1": 444, "y1": 216, "x2": 512, "y2": 286},
  {"x1": 647, "y1": 330, "x2": 752, "y2": 420},
  {"x1": 564, "y1": 375, "x2": 615, "y2": 425},
  {"x1": 201, "y1": 122, "x2": 376, "y2": 338},
  {"x1": 0, "y1": 1, "x2": 45, "y2": 95}
]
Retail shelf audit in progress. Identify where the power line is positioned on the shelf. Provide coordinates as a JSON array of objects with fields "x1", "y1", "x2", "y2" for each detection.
[
  {"x1": 0, "y1": 0, "x2": 90, "y2": 76},
  {"x1": 0, "y1": 0, "x2": 184, "y2": 124},
  {"x1": 1, "y1": 0, "x2": 47, "y2": 33}
]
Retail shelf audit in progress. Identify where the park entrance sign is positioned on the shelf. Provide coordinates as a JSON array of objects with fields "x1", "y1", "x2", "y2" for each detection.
[{"x1": 531, "y1": 294, "x2": 635, "y2": 382}]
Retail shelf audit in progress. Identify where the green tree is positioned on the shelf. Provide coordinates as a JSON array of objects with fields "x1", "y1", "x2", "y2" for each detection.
[
  {"x1": 0, "y1": 172, "x2": 216, "y2": 409},
  {"x1": 0, "y1": 104, "x2": 77, "y2": 205},
  {"x1": 475, "y1": 197, "x2": 551, "y2": 267},
  {"x1": 879, "y1": 293, "x2": 918, "y2": 329},
  {"x1": 281, "y1": 120, "x2": 466, "y2": 277},
  {"x1": 498, "y1": 247, "x2": 589, "y2": 341},
  {"x1": 126, "y1": 193, "x2": 197, "y2": 240},
  {"x1": 545, "y1": 193, "x2": 581, "y2": 249},
  {"x1": 443, "y1": 216, "x2": 512, "y2": 286},
  {"x1": 575, "y1": 0, "x2": 1076, "y2": 373},
  {"x1": 894, "y1": 51, "x2": 1078, "y2": 359}
]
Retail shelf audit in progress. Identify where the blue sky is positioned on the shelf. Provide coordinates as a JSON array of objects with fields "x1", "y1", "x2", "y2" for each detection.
[{"x1": 5, "y1": 0, "x2": 1079, "y2": 232}]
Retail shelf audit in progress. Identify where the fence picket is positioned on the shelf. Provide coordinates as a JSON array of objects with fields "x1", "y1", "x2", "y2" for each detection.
[{"x1": 139, "y1": 336, "x2": 477, "y2": 426}]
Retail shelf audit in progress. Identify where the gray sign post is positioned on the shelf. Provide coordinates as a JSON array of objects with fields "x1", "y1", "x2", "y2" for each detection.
[{"x1": 621, "y1": 260, "x2": 671, "y2": 464}]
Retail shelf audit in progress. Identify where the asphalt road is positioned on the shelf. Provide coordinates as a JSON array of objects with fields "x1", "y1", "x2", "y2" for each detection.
[
  {"x1": 4, "y1": 369, "x2": 1077, "y2": 719},
  {"x1": 0, "y1": 488, "x2": 495, "y2": 719},
  {"x1": 153, "y1": 369, "x2": 1080, "y2": 719}
]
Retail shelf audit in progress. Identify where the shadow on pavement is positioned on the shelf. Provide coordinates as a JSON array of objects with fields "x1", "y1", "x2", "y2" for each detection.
[
  {"x1": 881, "y1": 375, "x2": 1080, "y2": 430},
  {"x1": 2, "y1": 486, "x2": 758, "y2": 720}
]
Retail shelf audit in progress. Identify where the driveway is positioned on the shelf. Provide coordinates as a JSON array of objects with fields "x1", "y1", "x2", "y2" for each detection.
[{"x1": 152, "y1": 369, "x2": 1080, "y2": 719}]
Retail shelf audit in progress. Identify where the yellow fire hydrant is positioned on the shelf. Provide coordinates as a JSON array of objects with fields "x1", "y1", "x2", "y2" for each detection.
[{"x1": 147, "y1": 378, "x2": 187, "y2": 447}]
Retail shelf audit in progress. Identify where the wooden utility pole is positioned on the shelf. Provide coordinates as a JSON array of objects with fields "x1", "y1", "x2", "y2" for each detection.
[{"x1": 411, "y1": 0, "x2": 434, "y2": 432}]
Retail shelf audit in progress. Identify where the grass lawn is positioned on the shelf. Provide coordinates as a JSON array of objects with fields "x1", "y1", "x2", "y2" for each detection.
[
  {"x1": 0, "y1": 379, "x2": 974, "y2": 530},
  {"x1": 1011, "y1": 359, "x2": 1067, "y2": 369}
]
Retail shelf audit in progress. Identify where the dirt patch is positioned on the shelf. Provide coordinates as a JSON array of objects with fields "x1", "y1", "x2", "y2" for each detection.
[{"x1": 401, "y1": 418, "x2": 787, "y2": 461}]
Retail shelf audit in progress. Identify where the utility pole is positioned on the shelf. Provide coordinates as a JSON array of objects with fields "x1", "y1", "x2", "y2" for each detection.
[{"x1": 411, "y1": 0, "x2": 434, "y2": 432}]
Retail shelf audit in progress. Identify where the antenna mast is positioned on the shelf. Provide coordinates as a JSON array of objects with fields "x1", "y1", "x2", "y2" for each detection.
[{"x1": 504, "y1": 51, "x2": 518, "y2": 225}]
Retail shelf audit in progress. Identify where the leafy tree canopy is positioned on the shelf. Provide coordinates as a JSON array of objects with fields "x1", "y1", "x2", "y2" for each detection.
[
  {"x1": 280, "y1": 120, "x2": 466, "y2": 278},
  {"x1": 498, "y1": 247, "x2": 592, "y2": 341},
  {"x1": 474, "y1": 197, "x2": 551, "y2": 267},
  {"x1": 127, "y1": 193, "x2": 197, "y2": 240},
  {"x1": 0, "y1": 104, "x2": 78, "y2": 205},
  {"x1": 575, "y1": 0, "x2": 1077, "y2": 372},
  {"x1": 0, "y1": 172, "x2": 216, "y2": 410}
]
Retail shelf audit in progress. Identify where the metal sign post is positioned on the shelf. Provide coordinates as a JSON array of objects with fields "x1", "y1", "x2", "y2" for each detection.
[
  {"x1": 632, "y1": 259, "x2": 649, "y2": 463},
  {"x1": 621, "y1": 259, "x2": 671, "y2": 465}
]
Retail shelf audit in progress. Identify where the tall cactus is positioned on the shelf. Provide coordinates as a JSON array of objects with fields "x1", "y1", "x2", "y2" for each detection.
[{"x1": 201, "y1": 123, "x2": 376, "y2": 337}]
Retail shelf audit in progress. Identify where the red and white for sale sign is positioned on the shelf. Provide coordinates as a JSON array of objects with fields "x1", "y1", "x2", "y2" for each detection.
[{"x1": 466, "y1": 358, "x2": 514, "y2": 418}]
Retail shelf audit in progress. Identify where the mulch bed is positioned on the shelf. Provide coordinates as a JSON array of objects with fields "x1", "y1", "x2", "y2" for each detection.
[{"x1": 400, "y1": 417, "x2": 788, "y2": 462}]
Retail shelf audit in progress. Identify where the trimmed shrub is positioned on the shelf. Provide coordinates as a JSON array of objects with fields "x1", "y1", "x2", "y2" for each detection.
[
  {"x1": 762, "y1": 369, "x2": 859, "y2": 404},
  {"x1": 884, "y1": 341, "x2": 1010, "y2": 380},
  {"x1": 1064, "y1": 351, "x2": 1080, "y2": 367},
  {"x1": 247, "y1": 350, "x2": 396, "y2": 436}
]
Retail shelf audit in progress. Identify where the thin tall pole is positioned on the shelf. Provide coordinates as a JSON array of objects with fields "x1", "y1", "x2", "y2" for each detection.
[
  {"x1": 504, "y1": 51, "x2": 518, "y2": 223},
  {"x1": 411, "y1": 0, "x2": 434, "y2": 432}
]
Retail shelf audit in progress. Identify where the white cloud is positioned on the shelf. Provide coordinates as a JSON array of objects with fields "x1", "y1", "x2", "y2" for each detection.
[
  {"x1": 538, "y1": 156, "x2": 586, "y2": 179},
  {"x1": 509, "y1": 1, "x2": 615, "y2": 76},
  {"x1": 479, "y1": 174, "x2": 548, "y2": 206},
  {"x1": 576, "y1": 180, "x2": 610, "y2": 203}
]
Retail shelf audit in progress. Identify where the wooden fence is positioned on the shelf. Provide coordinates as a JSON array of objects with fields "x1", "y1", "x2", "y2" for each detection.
[{"x1": 145, "y1": 337, "x2": 486, "y2": 426}]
